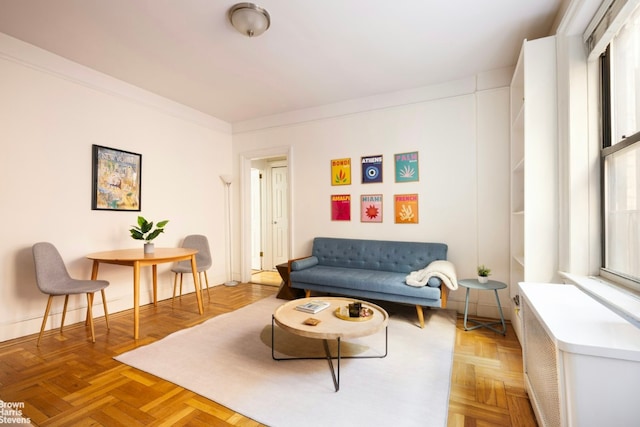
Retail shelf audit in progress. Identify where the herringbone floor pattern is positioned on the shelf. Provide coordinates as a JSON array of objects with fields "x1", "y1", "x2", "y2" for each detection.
[{"x1": 0, "y1": 283, "x2": 536, "y2": 426}]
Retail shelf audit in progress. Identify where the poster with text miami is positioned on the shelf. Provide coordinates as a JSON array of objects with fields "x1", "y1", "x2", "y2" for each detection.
[
  {"x1": 394, "y1": 151, "x2": 419, "y2": 182},
  {"x1": 361, "y1": 194, "x2": 383, "y2": 222}
]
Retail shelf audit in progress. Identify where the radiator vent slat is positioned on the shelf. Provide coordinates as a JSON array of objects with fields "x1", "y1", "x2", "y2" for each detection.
[{"x1": 523, "y1": 298, "x2": 561, "y2": 427}]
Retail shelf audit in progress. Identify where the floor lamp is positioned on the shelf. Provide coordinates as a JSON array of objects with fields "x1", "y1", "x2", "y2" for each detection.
[{"x1": 220, "y1": 175, "x2": 238, "y2": 286}]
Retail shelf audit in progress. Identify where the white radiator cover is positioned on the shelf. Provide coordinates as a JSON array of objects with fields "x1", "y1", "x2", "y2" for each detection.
[{"x1": 520, "y1": 282, "x2": 640, "y2": 427}]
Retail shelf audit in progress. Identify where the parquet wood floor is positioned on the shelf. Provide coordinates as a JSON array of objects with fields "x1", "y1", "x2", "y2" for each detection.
[{"x1": 0, "y1": 283, "x2": 537, "y2": 426}]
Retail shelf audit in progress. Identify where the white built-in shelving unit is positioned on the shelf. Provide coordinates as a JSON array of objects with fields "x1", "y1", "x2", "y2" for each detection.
[{"x1": 509, "y1": 36, "x2": 559, "y2": 343}]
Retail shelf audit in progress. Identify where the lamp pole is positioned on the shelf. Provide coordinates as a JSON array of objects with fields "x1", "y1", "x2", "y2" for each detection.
[{"x1": 221, "y1": 175, "x2": 238, "y2": 286}]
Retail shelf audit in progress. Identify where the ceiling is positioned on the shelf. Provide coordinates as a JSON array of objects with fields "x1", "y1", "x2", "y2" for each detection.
[{"x1": 0, "y1": 1, "x2": 563, "y2": 124}]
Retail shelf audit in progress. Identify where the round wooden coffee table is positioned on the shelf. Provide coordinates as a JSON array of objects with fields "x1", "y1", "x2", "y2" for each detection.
[{"x1": 272, "y1": 297, "x2": 389, "y2": 391}]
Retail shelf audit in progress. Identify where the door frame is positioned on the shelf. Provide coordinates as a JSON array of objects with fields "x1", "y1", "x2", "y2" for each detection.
[{"x1": 239, "y1": 146, "x2": 293, "y2": 283}]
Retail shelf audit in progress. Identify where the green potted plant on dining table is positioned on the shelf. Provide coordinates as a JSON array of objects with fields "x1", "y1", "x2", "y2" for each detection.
[{"x1": 129, "y1": 216, "x2": 169, "y2": 254}]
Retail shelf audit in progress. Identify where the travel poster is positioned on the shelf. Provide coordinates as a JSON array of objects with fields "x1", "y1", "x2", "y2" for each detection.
[
  {"x1": 394, "y1": 151, "x2": 419, "y2": 182},
  {"x1": 331, "y1": 158, "x2": 351, "y2": 185},
  {"x1": 394, "y1": 193, "x2": 418, "y2": 224},
  {"x1": 331, "y1": 194, "x2": 351, "y2": 221},
  {"x1": 361, "y1": 155, "x2": 383, "y2": 183},
  {"x1": 361, "y1": 194, "x2": 383, "y2": 223}
]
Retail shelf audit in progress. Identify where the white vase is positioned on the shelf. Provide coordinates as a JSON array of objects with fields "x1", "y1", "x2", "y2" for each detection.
[
  {"x1": 144, "y1": 243, "x2": 155, "y2": 254},
  {"x1": 478, "y1": 276, "x2": 489, "y2": 284}
]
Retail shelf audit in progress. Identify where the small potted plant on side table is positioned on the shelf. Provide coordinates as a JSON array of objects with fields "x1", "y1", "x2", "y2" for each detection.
[
  {"x1": 477, "y1": 264, "x2": 491, "y2": 284},
  {"x1": 129, "y1": 216, "x2": 169, "y2": 254}
]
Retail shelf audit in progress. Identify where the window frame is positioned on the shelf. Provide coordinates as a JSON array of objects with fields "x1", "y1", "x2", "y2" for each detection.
[{"x1": 599, "y1": 46, "x2": 640, "y2": 291}]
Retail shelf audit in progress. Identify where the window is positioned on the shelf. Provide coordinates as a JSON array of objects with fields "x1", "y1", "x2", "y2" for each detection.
[{"x1": 601, "y1": 5, "x2": 640, "y2": 288}]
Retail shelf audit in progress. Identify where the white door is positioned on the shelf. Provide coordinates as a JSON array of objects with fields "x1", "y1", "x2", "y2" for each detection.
[{"x1": 271, "y1": 165, "x2": 288, "y2": 267}]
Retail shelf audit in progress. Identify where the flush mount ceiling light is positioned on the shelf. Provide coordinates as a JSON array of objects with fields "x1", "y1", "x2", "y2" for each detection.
[{"x1": 228, "y1": 2, "x2": 271, "y2": 37}]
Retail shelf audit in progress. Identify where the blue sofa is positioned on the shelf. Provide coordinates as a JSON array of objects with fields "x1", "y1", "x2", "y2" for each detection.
[{"x1": 288, "y1": 237, "x2": 450, "y2": 328}]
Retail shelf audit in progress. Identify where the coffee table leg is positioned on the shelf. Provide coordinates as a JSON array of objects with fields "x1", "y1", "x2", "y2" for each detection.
[
  {"x1": 323, "y1": 338, "x2": 340, "y2": 392},
  {"x1": 272, "y1": 317, "x2": 387, "y2": 392}
]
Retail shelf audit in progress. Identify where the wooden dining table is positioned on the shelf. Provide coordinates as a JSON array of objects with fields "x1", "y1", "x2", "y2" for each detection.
[{"x1": 86, "y1": 248, "x2": 204, "y2": 339}]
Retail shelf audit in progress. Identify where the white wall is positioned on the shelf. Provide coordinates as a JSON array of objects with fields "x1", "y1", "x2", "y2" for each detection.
[
  {"x1": 0, "y1": 34, "x2": 232, "y2": 342},
  {"x1": 0, "y1": 32, "x2": 513, "y2": 341},
  {"x1": 232, "y1": 76, "x2": 511, "y2": 318}
]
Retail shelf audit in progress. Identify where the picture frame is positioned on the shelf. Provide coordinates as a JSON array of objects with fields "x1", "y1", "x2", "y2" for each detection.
[
  {"x1": 361, "y1": 194, "x2": 383, "y2": 223},
  {"x1": 361, "y1": 155, "x2": 383, "y2": 183},
  {"x1": 394, "y1": 151, "x2": 419, "y2": 183},
  {"x1": 394, "y1": 193, "x2": 418, "y2": 224},
  {"x1": 331, "y1": 194, "x2": 351, "y2": 221},
  {"x1": 331, "y1": 158, "x2": 351, "y2": 186},
  {"x1": 91, "y1": 144, "x2": 142, "y2": 211}
]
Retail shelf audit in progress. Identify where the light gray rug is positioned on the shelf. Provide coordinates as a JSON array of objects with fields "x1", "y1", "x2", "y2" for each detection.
[{"x1": 115, "y1": 296, "x2": 457, "y2": 427}]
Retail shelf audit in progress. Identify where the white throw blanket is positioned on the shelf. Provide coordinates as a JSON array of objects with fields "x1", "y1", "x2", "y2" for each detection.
[{"x1": 405, "y1": 260, "x2": 458, "y2": 290}]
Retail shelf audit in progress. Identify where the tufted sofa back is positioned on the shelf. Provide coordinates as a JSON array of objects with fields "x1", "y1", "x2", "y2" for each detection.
[{"x1": 311, "y1": 237, "x2": 447, "y2": 274}]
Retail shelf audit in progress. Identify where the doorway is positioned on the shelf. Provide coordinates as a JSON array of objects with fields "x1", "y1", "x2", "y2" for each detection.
[{"x1": 249, "y1": 157, "x2": 289, "y2": 283}]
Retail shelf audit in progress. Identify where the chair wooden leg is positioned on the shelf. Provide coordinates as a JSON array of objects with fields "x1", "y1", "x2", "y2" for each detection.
[
  {"x1": 37, "y1": 296, "x2": 54, "y2": 346},
  {"x1": 172, "y1": 273, "x2": 178, "y2": 301},
  {"x1": 179, "y1": 273, "x2": 184, "y2": 296},
  {"x1": 202, "y1": 271, "x2": 211, "y2": 297},
  {"x1": 416, "y1": 305, "x2": 425, "y2": 329},
  {"x1": 101, "y1": 289, "x2": 110, "y2": 330},
  {"x1": 86, "y1": 293, "x2": 96, "y2": 343},
  {"x1": 61, "y1": 295, "x2": 69, "y2": 331}
]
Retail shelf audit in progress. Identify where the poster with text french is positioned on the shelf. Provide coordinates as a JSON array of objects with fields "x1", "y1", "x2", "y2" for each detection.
[
  {"x1": 331, "y1": 158, "x2": 351, "y2": 185},
  {"x1": 394, "y1": 193, "x2": 418, "y2": 224},
  {"x1": 394, "y1": 151, "x2": 419, "y2": 182},
  {"x1": 331, "y1": 194, "x2": 351, "y2": 221}
]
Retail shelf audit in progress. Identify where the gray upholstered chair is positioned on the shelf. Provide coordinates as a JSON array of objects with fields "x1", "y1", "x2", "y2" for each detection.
[
  {"x1": 172, "y1": 234, "x2": 212, "y2": 299},
  {"x1": 32, "y1": 242, "x2": 110, "y2": 345}
]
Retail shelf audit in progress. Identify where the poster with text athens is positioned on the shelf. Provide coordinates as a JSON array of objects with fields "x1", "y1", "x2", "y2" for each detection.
[{"x1": 361, "y1": 155, "x2": 383, "y2": 183}]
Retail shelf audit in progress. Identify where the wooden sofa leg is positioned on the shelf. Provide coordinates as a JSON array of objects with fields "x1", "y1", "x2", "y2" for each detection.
[
  {"x1": 416, "y1": 305, "x2": 425, "y2": 328},
  {"x1": 305, "y1": 289, "x2": 311, "y2": 298}
]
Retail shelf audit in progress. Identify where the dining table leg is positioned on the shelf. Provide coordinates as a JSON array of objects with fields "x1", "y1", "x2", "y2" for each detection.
[
  {"x1": 190, "y1": 255, "x2": 204, "y2": 314},
  {"x1": 133, "y1": 260, "x2": 140, "y2": 339},
  {"x1": 89, "y1": 260, "x2": 100, "y2": 324},
  {"x1": 152, "y1": 264, "x2": 158, "y2": 306}
]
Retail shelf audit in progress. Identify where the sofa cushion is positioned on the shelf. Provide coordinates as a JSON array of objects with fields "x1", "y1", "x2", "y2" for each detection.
[
  {"x1": 311, "y1": 237, "x2": 447, "y2": 274},
  {"x1": 427, "y1": 276, "x2": 442, "y2": 287},
  {"x1": 290, "y1": 265, "x2": 442, "y2": 300},
  {"x1": 290, "y1": 256, "x2": 319, "y2": 271}
]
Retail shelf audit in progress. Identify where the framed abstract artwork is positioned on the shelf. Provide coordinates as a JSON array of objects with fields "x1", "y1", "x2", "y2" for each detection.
[{"x1": 91, "y1": 144, "x2": 142, "y2": 211}]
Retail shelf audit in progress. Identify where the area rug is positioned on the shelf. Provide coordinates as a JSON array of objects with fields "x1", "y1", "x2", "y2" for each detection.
[{"x1": 115, "y1": 296, "x2": 457, "y2": 427}]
